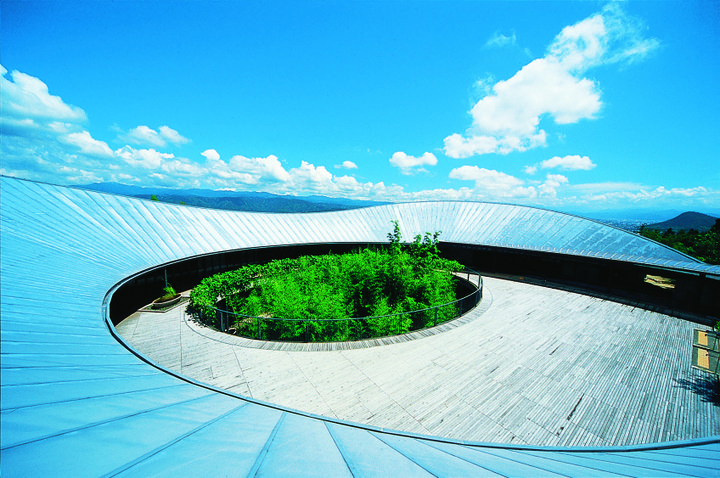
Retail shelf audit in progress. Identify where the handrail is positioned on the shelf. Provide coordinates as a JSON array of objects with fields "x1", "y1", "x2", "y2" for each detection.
[{"x1": 191, "y1": 270, "x2": 483, "y2": 343}]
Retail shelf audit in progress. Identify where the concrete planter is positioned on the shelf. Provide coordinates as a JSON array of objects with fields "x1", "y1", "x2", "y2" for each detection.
[{"x1": 151, "y1": 294, "x2": 181, "y2": 309}]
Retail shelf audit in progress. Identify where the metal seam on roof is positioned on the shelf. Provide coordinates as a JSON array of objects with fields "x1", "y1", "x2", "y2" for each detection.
[{"x1": 1, "y1": 175, "x2": 718, "y2": 477}]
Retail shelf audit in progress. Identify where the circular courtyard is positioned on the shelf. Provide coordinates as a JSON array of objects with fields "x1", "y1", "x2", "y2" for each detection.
[{"x1": 117, "y1": 275, "x2": 719, "y2": 447}]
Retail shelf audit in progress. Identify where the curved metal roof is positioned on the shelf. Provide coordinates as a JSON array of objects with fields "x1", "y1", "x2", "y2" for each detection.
[{"x1": 2, "y1": 176, "x2": 719, "y2": 476}]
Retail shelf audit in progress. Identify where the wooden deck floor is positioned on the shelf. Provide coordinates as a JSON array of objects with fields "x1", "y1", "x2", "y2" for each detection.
[{"x1": 116, "y1": 277, "x2": 719, "y2": 447}]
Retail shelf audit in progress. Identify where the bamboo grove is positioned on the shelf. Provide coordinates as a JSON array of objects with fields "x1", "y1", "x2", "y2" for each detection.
[{"x1": 188, "y1": 222, "x2": 465, "y2": 342}]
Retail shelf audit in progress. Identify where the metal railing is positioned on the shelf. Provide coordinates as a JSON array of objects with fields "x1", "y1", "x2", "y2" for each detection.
[{"x1": 190, "y1": 270, "x2": 483, "y2": 343}]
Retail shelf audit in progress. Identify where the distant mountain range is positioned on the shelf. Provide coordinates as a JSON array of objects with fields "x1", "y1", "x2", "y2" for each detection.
[
  {"x1": 642, "y1": 211, "x2": 719, "y2": 232},
  {"x1": 75, "y1": 182, "x2": 388, "y2": 213},
  {"x1": 75, "y1": 183, "x2": 720, "y2": 229}
]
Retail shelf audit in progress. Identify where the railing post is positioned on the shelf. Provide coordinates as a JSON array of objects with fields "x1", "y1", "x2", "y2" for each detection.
[
  {"x1": 434, "y1": 307, "x2": 438, "y2": 326},
  {"x1": 257, "y1": 317, "x2": 261, "y2": 339},
  {"x1": 305, "y1": 321, "x2": 309, "y2": 342}
]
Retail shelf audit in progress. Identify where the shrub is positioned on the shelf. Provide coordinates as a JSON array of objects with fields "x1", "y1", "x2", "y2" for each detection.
[
  {"x1": 188, "y1": 224, "x2": 465, "y2": 341},
  {"x1": 158, "y1": 284, "x2": 178, "y2": 302}
]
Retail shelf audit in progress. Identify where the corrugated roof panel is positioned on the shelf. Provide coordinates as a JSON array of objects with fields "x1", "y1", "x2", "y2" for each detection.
[
  {"x1": 2, "y1": 176, "x2": 718, "y2": 477},
  {"x1": 111, "y1": 402, "x2": 286, "y2": 477},
  {"x1": 325, "y1": 423, "x2": 439, "y2": 477}
]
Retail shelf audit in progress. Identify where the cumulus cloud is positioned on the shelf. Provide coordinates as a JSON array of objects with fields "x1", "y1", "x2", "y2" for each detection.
[
  {"x1": 538, "y1": 174, "x2": 569, "y2": 198},
  {"x1": 121, "y1": 125, "x2": 189, "y2": 147},
  {"x1": 230, "y1": 154, "x2": 292, "y2": 183},
  {"x1": 526, "y1": 155, "x2": 597, "y2": 174},
  {"x1": 444, "y1": 4, "x2": 659, "y2": 159},
  {"x1": 201, "y1": 149, "x2": 221, "y2": 161},
  {"x1": 59, "y1": 131, "x2": 114, "y2": 157},
  {"x1": 541, "y1": 155, "x2": 596, "y2": 171},
  {"x1": 447, "y1": 166, "x2": 578, "y2": 200},
  {"x1": 449, "y1": 166, "x2": 536, "y2": 198},
  {"x1": 450, "y1": 165, "x2": 521, "y2": 187},
  {"x1": 123, "y1": 126, "x2": 164, "y2": 147},
  {"x1": 336, "y1": 160, "x2": 358, "y2": 169},
  {"x1": 389, "y1": 152, "x2": 437, "y2": 174},
  {"x1": 1, "y1": 65, "x2": 87, "y2": 123},
  {"x1": 159, "y1": 125, "x2": 189, "y2": 144},
  {"x1": 289, "y1": 161, "x2": 334, "y2": 188},
  {"x1": 443, "y1": 134, "x2": 500, "y2": 158},
  {"x1": 445, "y1": 57, "x2": 600, "y2": 158},
  {"x1": 4, "y1": 63, "x2": 714, "y2": 210},
  {"x1": 115, "y1": 146, "x2": 175, "y2": 169}
]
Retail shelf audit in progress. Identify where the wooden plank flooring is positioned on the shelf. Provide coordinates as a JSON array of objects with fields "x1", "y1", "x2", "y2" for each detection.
[{"x1": 116, "y1": 277, "x2": 720, "y2": 447}]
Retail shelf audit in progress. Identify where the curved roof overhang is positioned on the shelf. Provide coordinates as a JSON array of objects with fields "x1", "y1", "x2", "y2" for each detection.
[{"x1": 2, "y1": 176, "x2": 718, "y2": 476}]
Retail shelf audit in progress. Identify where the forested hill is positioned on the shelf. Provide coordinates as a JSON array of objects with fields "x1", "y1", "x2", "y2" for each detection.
[
  {"x1": 644, "y1": 211, "x2": 719, "y2": 233},
  {"x1": 639, "y1": 212, "x2": 720, "y2": 264},
  {"x1": 76, "y1": 182, "x2": 387, "y2": 213}
]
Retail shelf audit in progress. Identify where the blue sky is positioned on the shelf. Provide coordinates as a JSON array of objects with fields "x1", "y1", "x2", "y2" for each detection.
[{"x1": 2, "y1": 1, "x2": 718, "y2": 213}]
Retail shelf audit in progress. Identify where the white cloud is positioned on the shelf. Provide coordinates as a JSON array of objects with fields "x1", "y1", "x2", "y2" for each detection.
[
  {"x1": 159, "y1": 125, "x2": 189, "y2": 145},
  {"x1": 529, "y1": 154, "x2": 597, "y2": 172},
  {"x1": 49, "y1": 122, "x2": 76, "y2": 134},
  {"x1": 406, "y1": 187, "x2": 476, "y2": 201},
  {"x1": 335, "y1": 174, "x2": 362, "y2": 190},
  {"x1": 389, "y1": 152, "x2": 437, "y2": 174},
  {"x1": 485, "y1": 31, "x2": 516, "y2": 48},
  {"x1": 201, "y1": 149, "x2": 221, "y2": 161},
  {"x1": 445, "y1": 58, "x2": 600, "y2": 159},
  {"x1": 576, "y1": 185, "x2": 713, "y2": 205},
  {"x1": 449, "y1": 165, "x2": 522, "y2": 187},
  {"x1": 449, "y1": 166, "x2": 536, "y2": 198},
  {"x1": 545, "y1": 173, "x2": 569, "y2": 185},
  {"x1": 229, "y1": 154, "x2": 292, "y2": 183},
  {"x1": 549, "y1": 4, "x2": 659, "y2": 71},
  {"x1": 590, "y1": 3, "x2": 661, "y2": 67},
  {"x1": 1, "y1": 65, "x2": 86, "y2": 123},
  {"x1": 549, "y1": 13, "x2": 606, "y2": 71},
  {"x1": 122, "y1": 125, "x2": 189, "y2": 147},
  {"x1": 569, "y1": 181, "x2": 644, "y2": 194},
  {"x1": 336, "y1": 160, "x2": 358, "y2": 170},
  {"x1": 59, "y1": 131, "x2": 114, "y2": 157},
  {"x1": 123, "y1": 126, "x2": 165, "y2": 147},
  {"x1": 115, "y1": 146, "x2": 175, "y2": 169},
  {"x1": 538, "y1": 173, "x2": 569, "y2": 198},
  {"x1": 289, "y1": 161, "x2": 333, "y2": 187},
  {"x1": 443, "y1": 134, "x2": 499, "y2": 159},
  {"x1": 444, "y1": 4, "x2": 658, "y2": 159},
  {"x1": 6, "y1": 59, "x2": 715, "y2": 211}
]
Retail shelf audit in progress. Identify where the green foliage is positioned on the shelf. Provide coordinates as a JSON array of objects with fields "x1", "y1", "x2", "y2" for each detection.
[
  {"x1": 387, "y1": 220, "x2": 403, "y2": 255},
  {"x1": 158, "y1": 283, "x2": 177, "y2": 301},
  {"x1": 639, "y1": 220, "x2": 720, "y2": 265},
  {"x1": 189, "y1": 224, "x2": 466, "y2": 342},
  {"x1": 150, "y1": 194, "x2": 159, "y2": 201}
]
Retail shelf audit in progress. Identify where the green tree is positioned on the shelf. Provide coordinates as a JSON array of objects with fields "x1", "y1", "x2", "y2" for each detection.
[
  {"x1": 639, "y1": 223, "x2": 720, "y2": 265},
  {"x1": 387, "y1": 220, "x2": 403, "y2": 255},
  {"x1": 188, "y1": 222, "x2": 465, "y2": 341}
]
